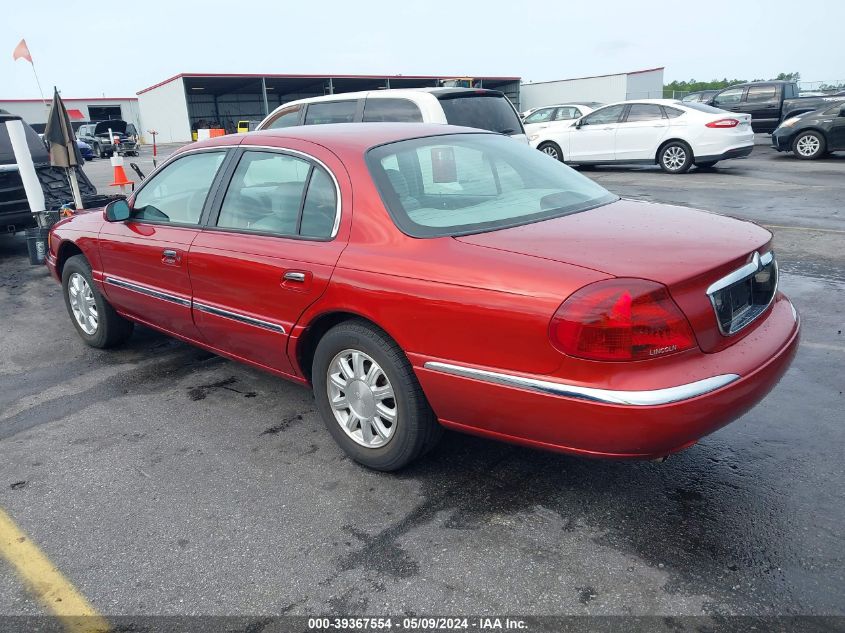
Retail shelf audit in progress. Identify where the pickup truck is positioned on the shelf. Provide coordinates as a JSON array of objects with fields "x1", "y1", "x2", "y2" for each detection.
[
  {"x1": 1, "y1": 111, "x2": 96, "y2": 233},
  {"x1": 706, "y1": 81, "x2": 843, "y2": 133}
]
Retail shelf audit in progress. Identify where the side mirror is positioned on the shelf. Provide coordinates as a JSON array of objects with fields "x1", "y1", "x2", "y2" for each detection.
[
  {"x1": 574, "y1": 119, "x2": 584, "y2": 129},
  {"x1": 105, "y1": 199, "x2": 131, "y2": 222}
]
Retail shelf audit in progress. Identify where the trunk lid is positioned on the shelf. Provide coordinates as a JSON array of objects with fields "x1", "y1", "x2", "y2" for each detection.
[{"x1": 455, "y1": 198, "x2": 773, "y2": 352}]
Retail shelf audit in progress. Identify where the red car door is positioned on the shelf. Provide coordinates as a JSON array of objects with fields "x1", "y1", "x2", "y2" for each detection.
[
  {"x1": 188, "y1": 146, "x2": 348, "y2": 375},
  {"x1": 99, "y1": 150, "x2": 228, "y2": 340}
]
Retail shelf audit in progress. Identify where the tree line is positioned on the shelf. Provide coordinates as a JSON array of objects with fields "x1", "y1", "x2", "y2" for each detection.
[{"x1": 664, "y1": 72, "x2": 803, "y2": 94}]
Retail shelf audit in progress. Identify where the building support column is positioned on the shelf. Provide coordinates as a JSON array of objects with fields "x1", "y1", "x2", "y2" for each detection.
[
  {"x1": 261, "y1": 76, "x2": 270, "y2": 115},
  {"x1": 328, "y1": 78, "x2": 334, "y2": 95}
]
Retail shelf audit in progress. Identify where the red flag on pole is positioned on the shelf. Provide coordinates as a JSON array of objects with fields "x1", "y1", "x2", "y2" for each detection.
[{"x1": 13, "y1": 39, "x2": 32, "y2": 63}]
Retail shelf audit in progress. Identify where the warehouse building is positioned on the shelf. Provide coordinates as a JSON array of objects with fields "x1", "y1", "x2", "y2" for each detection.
[
  {"x1": 137, "y1": 73, "x2": 523, "y2": 143},
  {"x1": 0, "y1": 97, "x2": 141, "y2": 133},
  {"x1": 520, "y1": 67, "x2": 665, "y2": 111}
]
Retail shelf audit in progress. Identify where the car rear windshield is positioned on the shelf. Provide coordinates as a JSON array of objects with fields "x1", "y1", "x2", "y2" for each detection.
[
  {"x1": 681, "y1": 102, "x2": 726, "y2": 114},
  {"x1": 367, "y1": 133, "x2": 617, "y2": 238},
  {"x1": 437, "y1": 93, "x2": 524, "y2": 135}
]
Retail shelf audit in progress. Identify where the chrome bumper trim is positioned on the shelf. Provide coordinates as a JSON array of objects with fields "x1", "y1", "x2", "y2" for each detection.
[
  {"x1": 105, "y1": 277, "x2": 191, "y2": 307},
  {"x1": 423, "y1": 362, "x2": 740, "y2": 406},
  {"x1": 193, "y1": 301, "x2": 285, "y2": 334}
]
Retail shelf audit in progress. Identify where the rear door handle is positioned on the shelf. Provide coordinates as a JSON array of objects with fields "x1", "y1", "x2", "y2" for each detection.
[
  {"x1": 283, "y1": 271, "x2": 306, "y2": 282},
  {"x1": 161, "y1": 249, "x2": 180, "y2": 265}
]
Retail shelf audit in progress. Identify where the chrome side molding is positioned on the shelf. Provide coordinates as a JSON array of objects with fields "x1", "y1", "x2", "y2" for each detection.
[
  {"x1": 423, "y1": 361, "x2": 740, "y2": 406},
  {"x1": 105, "y1": 277, "x2": 192, "y2": 307},
  {"x1": 193, "y1": 301, "x2": 285, "y2": 334}
]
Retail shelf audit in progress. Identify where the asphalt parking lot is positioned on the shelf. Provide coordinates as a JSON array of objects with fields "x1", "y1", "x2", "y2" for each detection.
[{"x1": 0, "y1": 136, "x2": 843, "y2": 627}]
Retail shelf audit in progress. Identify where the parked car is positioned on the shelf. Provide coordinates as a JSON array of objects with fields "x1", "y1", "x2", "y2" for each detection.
[
  {"x1": 77, "y1": 120, "x2": 139, "y2": 158},
  {"x1": 76, "y1": 139, "x2": 94, "y2": 162},
  {"x1": 46, "y1": 123, "x2": 799, "y2": 470},
  {"x1": 257, "y1": 88, "x2": 527, "y2": 143},
  {"x1": 0, "y1": 112, "x2": 96, "y2": 233},
  {"x1": 771, "y1": 101, "x2": 845, "y2": 159},
  {"x1": 681, "y1": 90, "x2": 719, "y2": 103},
  {"x1": 706, "y1": 81, "x2": 841, "y2": 133},
  {"x1": 523, "y1": 103, "x2": 599, "y2": 144},
  {"x1": 530, "y1": 100, "x2": 753, "y2": 173}
]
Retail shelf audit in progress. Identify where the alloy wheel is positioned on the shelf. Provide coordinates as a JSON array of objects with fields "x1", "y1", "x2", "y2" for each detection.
[
  {"x1": 68, "y1": 272, "x2": 98, "y2": 335},
  {"x1": 541, "y1": 145, "x2": 559, "y2": 160},
  {"x1": 796, "y1": 135, "x2": 820, "y2": 157},
  {"x1": 662, "y1": 146, "x2": 687, "y2": 171},
  {"x1": 327, "y1": 349, "x2": 397, "y2": 448}
]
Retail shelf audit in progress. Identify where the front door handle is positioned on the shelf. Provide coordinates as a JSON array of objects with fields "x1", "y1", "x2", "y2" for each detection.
[
  {"x1": 161, "y1": 249, "x2": 180, "y2": 265},
  {"x1": 283, "y1": 271, "x2": 306, "y2": 282}
]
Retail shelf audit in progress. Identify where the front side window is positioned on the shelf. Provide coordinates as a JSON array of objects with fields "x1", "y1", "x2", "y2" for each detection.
[
  {"x1": 746, "y1": 86, "x2": 777, "y2": 102},
  {"x1": 625, "y1": 104, "x2": 665, "y2": 122},
  {"x1": 132, "y1": 151, "x2": 225, "y2": 224},
  {"x1": 362, "y1": 98, "x2": 423, "y2": 123},
  {"x1": 713, "y1": 87, "x2": 745, "y2": 106},
  {"x1": 265, "y1": 105, "x2": 303, "y2": 129},
  {"x1": 367, "y1": 133, "x2": 617, "y2": 238},
  {"x1": 217, "y1": 150, "x2": 337, "y2": 238},
  {"x1": 581, "y1": 105, "x2": 625, "y2": 125},
  {"x1": 523, "y1": 108, "x2": 554, "y2": 124},
  {"x1": 304, "y1": 101, "x2": 357, "y2": 125}
]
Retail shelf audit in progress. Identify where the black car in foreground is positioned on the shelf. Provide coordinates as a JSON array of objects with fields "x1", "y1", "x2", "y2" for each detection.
[{"x1": 772, "y1": 101, "x2": 845, "y2": 159}]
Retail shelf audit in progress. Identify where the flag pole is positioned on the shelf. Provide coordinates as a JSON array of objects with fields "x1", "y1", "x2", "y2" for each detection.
[{"x1": 30, "y1": 59, "x2": 47, "y2": 106}]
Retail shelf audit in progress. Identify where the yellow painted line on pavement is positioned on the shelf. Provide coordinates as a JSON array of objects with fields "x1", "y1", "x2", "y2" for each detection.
[{"x1": 0, "y1": 506, "x2": 109, "y2": 633}]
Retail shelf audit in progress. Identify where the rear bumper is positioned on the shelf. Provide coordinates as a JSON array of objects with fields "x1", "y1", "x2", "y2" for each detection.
[
  {"x1": 695, "y1": 144, "x2": 754, "y2": 163},
  {"x1": 415, "y1": 295, "x2": 799, "y2": 459}
]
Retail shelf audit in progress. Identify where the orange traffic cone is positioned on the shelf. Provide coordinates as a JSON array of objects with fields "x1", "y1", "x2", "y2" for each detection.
[{"x1": 109, "y1": 154, "x2": 134, "y2": 192}]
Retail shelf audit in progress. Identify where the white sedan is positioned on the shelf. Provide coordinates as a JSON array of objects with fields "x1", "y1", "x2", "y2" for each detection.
[
  {"x1": 522, "y1": 103, "x2": 599, "y2": 136},
  {"x1": 529, "y1": 99, "x2": 754, "y2": 173}
]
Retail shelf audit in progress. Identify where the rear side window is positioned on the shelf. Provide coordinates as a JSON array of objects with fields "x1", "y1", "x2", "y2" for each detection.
[
  {"x1": 554, "y1": 107, "x2": 581, "y2": 121},
  {"x1": 216, "y1": 150, "x2": 337, "y2": 239},
  {"x1": 437, "y1": 94, "x2": 523, "y2": 135},
  {"x1": 662, "y1": 106, "x2": 684, "y2": 118},
  {"x1": 362, "y1": 98, "x2": 423, "y2": 122},
  {"x1": 304, "y1": 101, "x2": 357, "y2": 125},
  {"x1": 625, "y1": 104, "x2": 664, "y2": 122},
  {"x1": 265, "y1": 105, "x2": 303, "y2": 129},
  {"x1": 746, "y1": 85, "x2": 777, "y2": 102}
]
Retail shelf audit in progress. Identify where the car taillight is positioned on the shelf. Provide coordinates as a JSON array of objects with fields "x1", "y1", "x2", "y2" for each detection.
[
  {"x1": 706, "y1": 118, "x2": 740, "y2": 128},
  {"x1": 549, "y1": 279, "x2": 696, "y2": 361}
]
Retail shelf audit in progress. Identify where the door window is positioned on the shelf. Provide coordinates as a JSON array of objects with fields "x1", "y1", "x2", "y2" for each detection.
[
  {"x1": 581, "y1": 105, "x2": 625, "y2": 125},
  {"x1": 132, "y1": 151, "x2": 225, "y2": 224},
  {"x1": 625, "y1": 104, "x2": 665, "y2": 122},
  {"x1": 553, "y1": 107, "x2": 581, "y2": 121},
  {"x1": 746, "y1": 86, "x2": 777, "y2": 103},
  {"x1": 264, "y1": 105, "x2": 303, "y2": 129},
  {"x1": 523, "y1": 108, "x2": 555, "y2": 124},
  {"x1": 304, "y1": 101, "x2": 357, "y2": 125},
  {"x1": 217, "y1": 150, "x2": 337, "y2": 238},
  {"x1": 362, "y1": 98, "x2": 423, "y2": 122},
  {"x1": 713, "y1": 87, "x2": 745, "y2": 106}
]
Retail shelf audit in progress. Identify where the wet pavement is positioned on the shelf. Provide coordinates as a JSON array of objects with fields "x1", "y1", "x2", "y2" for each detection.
[{"x1": 0, "y1": 138, "x2": 842, "y2": 622}]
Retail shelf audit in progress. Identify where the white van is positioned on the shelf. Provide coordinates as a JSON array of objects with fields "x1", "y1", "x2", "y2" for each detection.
[{"x1": 256, "y1": 88, "x2": 527, "y2": 143}]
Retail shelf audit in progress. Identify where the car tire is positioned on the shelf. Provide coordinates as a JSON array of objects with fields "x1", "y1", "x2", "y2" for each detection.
[
  {"x1": 312, "y1": 320, "x2": 442, "y2": 471},
  {"x1": 792, "y1": 131, "x2": 825, "y2": 160},
  {"x1": 62, "y1": 255, "x2": 133, "y2": 348},
  {"x1": 537, "y1": 141, "x2": 563, "y2": 162},
  {"x1": 658, "y1": 141, "x2": 694, "y2": 174},
  {"x1": 696, "y1": 161, "x2": 719, "y2": 169}
]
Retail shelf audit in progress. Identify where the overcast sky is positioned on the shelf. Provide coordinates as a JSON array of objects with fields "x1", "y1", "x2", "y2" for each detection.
[{"x1": 2, "y1": 0, "x2": 842, "y2": 99}]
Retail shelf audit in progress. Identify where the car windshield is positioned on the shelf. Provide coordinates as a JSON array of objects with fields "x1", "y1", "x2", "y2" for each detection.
[{"x1": 367, "y1": 133, "x2": 618, "y2": 238}]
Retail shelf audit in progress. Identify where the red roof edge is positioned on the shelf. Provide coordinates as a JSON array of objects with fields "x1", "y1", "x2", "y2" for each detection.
[{"x1": 0, "y1": 97, "x2": 138, "y2": 102}]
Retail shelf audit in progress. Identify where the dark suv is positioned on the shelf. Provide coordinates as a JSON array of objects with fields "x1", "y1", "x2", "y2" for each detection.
[{"x1": 0, "y1": 112, "x2": 96, "y2": 233}]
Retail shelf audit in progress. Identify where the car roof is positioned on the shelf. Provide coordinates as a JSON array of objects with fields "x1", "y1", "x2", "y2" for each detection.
[{"x1": 195, "y1": 123, "x2": 497, "y2": 155}]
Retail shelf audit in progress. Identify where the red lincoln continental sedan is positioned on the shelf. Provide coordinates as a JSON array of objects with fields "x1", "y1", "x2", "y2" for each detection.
[{"x1": 46, "y1": 123, "x2": 799, "y2": 470}]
